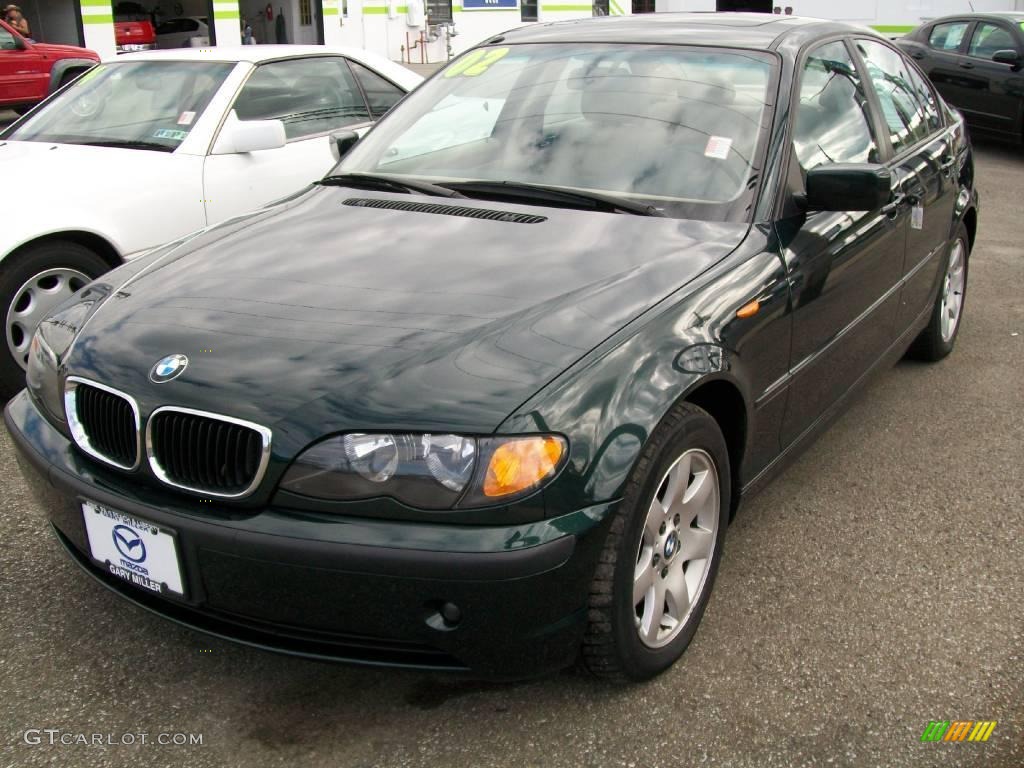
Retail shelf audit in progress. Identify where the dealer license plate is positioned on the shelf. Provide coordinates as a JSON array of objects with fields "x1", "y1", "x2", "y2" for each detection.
[{"x1": 82, "y1": 501, "x2": 184, "y2": 596}]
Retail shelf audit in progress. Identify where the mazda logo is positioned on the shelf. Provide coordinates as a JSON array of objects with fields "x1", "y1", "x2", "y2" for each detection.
[{"x1": 112, "y1": 524, "x2": 146, "y2": 563}]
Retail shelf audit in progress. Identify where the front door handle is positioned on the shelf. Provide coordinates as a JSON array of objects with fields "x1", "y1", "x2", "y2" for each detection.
[
  {"x1": 882, "y1": 192, "x2": 919, "y2": 218},
  {"x1": 958, "y1": 60, "x2": 975, "y2": 69},
  {"x1": 939, "y1": 154, "x2": 957, "y2": 176},
  {"x1": 911, "y1": 50, "x2": 925, "y2": 59}
]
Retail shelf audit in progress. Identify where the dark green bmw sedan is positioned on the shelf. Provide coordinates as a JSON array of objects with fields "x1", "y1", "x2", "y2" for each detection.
[{"x1": 6, "y1": 14, "x2": 978, "y2": 681}]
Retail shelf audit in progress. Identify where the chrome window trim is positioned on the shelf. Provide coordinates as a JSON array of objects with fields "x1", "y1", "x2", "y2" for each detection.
[
  {"x1": 145, "y1": 405, "x2": 272, "y2": 499},
  {"x1": 63, "y1": 377, "x2": 142, "y2": 471}
]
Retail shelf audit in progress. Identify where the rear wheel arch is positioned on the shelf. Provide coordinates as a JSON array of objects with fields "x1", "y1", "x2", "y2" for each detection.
[{"x1": 962, "y1": 207, "x2": 977, "y2": 253}]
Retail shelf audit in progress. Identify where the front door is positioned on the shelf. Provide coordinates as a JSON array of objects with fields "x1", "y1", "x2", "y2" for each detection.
[
  {"x1": 779, "y1": 39, "x2": 905, "y2": 448},
  {"x1": 954, "y1": 21, "x2": 1023, "y2": 138},
  {"x1": 202, "y1": 56, "x2": 375, "y2": 224},
  {"x1": 0, "y1": 23, "x2": 45, "y2": 105}
]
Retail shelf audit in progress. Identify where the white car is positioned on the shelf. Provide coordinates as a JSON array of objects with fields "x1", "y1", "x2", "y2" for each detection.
[
  {"x1": 0, "y1": 46, "x2": 421, "y2": 398},
  {"x1": 155, "y1": 17, "x2": 209, "y2": 49}
]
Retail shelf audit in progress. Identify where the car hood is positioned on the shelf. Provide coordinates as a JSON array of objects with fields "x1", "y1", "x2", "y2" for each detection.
[
  {"x1": 66, "y1": 187, "x2": 748, "y2": 453},
  {"x1": 32, "y1": 42, "x2": 97, "y2": 59}
]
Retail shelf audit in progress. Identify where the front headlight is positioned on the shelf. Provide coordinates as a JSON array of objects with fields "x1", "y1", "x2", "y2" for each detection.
[
  {"x1": 279, "y1": 433, "x2": 567, "y2": 509},
  {"x1": 26, "y1": 300, "x2": 94, "y2": 422}
]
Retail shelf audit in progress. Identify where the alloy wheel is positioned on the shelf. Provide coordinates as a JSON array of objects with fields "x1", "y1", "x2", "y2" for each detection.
[
  {"x1": 940, "y1": 238, "x2": 966, "y2": 343},
  {"x1": 6, "y1": 267, "x2": 91, "y2": 370},
  {"x1": 633, "y1": 448, "x2": 720, "y2": 649}
]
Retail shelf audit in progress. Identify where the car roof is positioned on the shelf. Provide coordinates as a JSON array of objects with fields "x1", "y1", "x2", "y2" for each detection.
[
  {"x1": 497, "y1": 12, "x2": 879, "y2": 50},
  {"x1": 112, "y1": 45, "x2": 373, "y2": 64},
  {"x1": 926, "y1": 12, "x2": 1024, "y2": 21}
]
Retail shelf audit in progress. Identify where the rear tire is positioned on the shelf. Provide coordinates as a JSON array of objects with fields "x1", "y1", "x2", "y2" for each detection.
[
  {"x1": 906, "y1": 222, "x2": 969, "y2": 362},
  {"x1": 581, "y1": 402, "x2": 730, "y2": 682},
  {"x1": 1, "y1": 241, "x2": 110, "y2": 400}
]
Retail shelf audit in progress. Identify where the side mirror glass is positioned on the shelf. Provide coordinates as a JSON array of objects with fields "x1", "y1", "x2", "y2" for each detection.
[
  {"x1": 330, "y1": 130, "x2": 359, "y2": 163},
  {"x1": 212, "y1": 115, "x2": 286, "y2": 154},
  {"x1": 992, "y1": 49, "x2": 1021, "y2": 67},
  {"x1": 804, "y1": 163, "x2": 892, "y2": 212}
]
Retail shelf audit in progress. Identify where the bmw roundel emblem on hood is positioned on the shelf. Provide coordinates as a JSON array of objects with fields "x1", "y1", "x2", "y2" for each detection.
[{"x1": 150, "y1": 354, "x2": 188, "y2": 383}]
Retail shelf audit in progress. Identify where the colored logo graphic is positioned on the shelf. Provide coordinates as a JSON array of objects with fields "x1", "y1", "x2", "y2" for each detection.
[
  {"x1": 112, "y1": 524, "x2": 147, "y2": 563},
  {"x1": 920, "y1": 721, "x2": 997, "y2": 742},
  {"x1": 150, "y1": 354, "x2": 188, "y2": 383}
]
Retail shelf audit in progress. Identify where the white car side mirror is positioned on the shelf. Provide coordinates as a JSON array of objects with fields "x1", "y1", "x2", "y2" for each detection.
[{"x1": 213, "y1": 114, "x2": 286, "y2": 155}]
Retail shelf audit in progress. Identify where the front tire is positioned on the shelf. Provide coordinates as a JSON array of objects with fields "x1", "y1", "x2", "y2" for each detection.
[
  {"x1": 906, "y1": 223, "x2": 969, "y2": 362},
  {"x1": 1, "y1": 241, "x2": 109, "y2": 400},
  {"x1": 582, "y1": 402, "x2": 730, "y2": 681}
]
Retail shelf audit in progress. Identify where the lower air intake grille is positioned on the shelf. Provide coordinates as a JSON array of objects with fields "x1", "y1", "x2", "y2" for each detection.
[
  {"x1": 147, "y1": 408, "x2": 270, "y2": 498},
  {"x1": 66, "y1": 380, "x2": 139, "y2": 470},
  {"x1": 343, "y1": 197, "x2": 547, "y2": 224}
]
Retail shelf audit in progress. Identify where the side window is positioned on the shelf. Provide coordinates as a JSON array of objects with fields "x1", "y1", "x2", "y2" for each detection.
[
  {"x1": 1, "y1": 28, "x2": 18, "y2": 49},
  {"x1": 232, "y1": 57, "x2": 370, "y2": 140},
  {"x1": 968, "y1": 23, "x2": 1016, "y2": 60},
  {"x1": 182, "y1": 19, "x2": 199, "y2": 33},
  {"x1": 347, "y1": 60, "x2": 404, "y2": 118},
  {"x1": 928, "y1": 22, "x2": 969, "y2": 51},
  {"x1": 793, "y1": 41, "x2": 878, "y2": 171},
  {"x1": 904, "y1": 63, "x2": 942, "y2": 133},
  {"x1": 856, "y1": 40, "x2": 933, "y2": 155}
]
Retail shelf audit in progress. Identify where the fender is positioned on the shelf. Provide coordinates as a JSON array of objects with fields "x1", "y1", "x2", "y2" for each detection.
[
  {"x1": 500, "y1": 232, "x2": 793, "y2": 518},
  {"x1": 47, "y1": 59, "x2": 98, "y2": 95}
]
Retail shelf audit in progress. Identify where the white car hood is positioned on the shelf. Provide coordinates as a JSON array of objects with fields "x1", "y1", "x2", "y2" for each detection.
[{"x1": 0, "y1": 140, "x2": 206, "y2": 260}]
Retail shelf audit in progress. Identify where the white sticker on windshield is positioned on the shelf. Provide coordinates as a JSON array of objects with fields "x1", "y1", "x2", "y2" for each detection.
[
  {"x1": 704, "y1": 136, "x2": 733, "y2": 160},
  {"x1": 177, "y1": 111, "x2": 196, "y2": 126}
]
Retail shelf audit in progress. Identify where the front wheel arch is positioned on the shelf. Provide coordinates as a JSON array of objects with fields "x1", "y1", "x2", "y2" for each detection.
[{"x1": 7, "y1": 231, "x2": 122, "y2": 271}]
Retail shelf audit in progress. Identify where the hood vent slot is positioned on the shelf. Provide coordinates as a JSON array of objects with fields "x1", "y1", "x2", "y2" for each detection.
[{"x1": 343, "y1": 198, "x2": 547, "y2": 224}]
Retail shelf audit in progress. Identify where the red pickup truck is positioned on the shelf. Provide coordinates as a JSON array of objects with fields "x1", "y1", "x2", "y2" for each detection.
[{"x1": 0, "y1": 19, "x2": 99, "y2": 114}]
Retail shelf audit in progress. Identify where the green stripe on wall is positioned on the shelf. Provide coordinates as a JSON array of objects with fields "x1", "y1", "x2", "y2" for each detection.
[
  {"x1": 213, "y1": 9, "x2": 240, "y2": 18},
  {"x1": 871, "y1": 25, "x2": 915, "y2": 33},
  {"x1": 79, "y1": 0, "x2": 111, "y2": 7},
  {"x1": 323, "y1": 6, "x2": 339, "y2": 14},
  {"x1": 82, "y1": 14, "x2": 114, "y2": 23}
]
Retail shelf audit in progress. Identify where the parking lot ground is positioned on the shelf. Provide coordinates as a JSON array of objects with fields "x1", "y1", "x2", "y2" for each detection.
[
  {"x1": 1, "y1": 109, "x2": 16, "y2": 129},
  {"x1": 1, "y1": 140, "x2": 1021, "y2": 768}
]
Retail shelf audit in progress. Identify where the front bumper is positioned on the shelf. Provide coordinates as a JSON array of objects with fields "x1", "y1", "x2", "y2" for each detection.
[{"x1": 5, "y1": 391, "x2": 616, "y2": 679}]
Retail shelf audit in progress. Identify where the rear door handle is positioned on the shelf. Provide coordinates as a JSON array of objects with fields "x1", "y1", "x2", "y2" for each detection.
[
  {"x1": 939, "y1": 154, "x2": 957, "y2": 176},
  {"x1": 911, "y1": 51, "x2": 925, "y2": 59},
  {"x1": 958, "y1": 61, "x2": 974, "y2": 69}
]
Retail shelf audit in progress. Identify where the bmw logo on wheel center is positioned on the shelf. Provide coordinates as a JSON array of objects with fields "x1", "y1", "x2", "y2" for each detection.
[{"x1": 150, "y1": 354, "x2": 188, "y2": 383}]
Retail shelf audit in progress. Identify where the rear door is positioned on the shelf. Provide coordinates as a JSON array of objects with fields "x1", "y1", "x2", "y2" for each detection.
[
  {"x1": 0, "y1": 23, "x2": 46, "y2": 105},
  {"x1": 913, "y1": 19, "x2": 974, "y2": 111},
  {"x1": 779, "y1": 39, "x2": 905, "y2": 447},
  {"x1": 854, "y1": 38, "x2": 958, "y2": 336},
  {"x1": 202, "y1": 56, "x2": 376, "y2": 224},
  {"x1": 954, "y1": 21, "x2": 1023, "y2": 138}
]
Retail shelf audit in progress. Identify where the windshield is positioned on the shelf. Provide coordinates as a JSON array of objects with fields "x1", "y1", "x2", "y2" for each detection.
[
  {"x1": 339, "y1": 43, "x2": 776, "y2": 221},
  {"x1": 4, "y1": 61, "x2": 234, "y2": 151}
]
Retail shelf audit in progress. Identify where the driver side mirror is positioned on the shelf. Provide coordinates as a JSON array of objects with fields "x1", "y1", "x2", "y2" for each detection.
[
  {"x1": 804, "y1": 163, "x2": 892, "y2": 212},
  {"x1": 330, "y1": 130, "x2": 359, "y2": 163},
  {"x1": 212, "y1": 115, "x2": 286, "y2": 155},
  {"x1": 992, "y1": 49, "x2": 1022, "y2": 68}
]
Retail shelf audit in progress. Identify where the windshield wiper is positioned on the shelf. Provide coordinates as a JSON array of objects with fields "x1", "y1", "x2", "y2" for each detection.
[
  {"x1": 442, "y1": 180, "x2": 665, "y2": 217},
  {"x1": 79, "y1": 139, "x2": 176, "y2": 152},
  {"x1": 318, "y1": 172, "x2": 465, "y2": 199}
]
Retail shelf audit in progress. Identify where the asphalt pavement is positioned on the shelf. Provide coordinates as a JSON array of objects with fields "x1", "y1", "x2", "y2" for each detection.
[{"x1": 1, "y1": 140, "x2": 1021, "y2": 768}]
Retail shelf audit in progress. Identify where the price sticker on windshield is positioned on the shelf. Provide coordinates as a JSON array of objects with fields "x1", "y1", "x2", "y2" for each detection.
[{"x1": 444, "y1": 47, "x2": 510, "y2": 78}]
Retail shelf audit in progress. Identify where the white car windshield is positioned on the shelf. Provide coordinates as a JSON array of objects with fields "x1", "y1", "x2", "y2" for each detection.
[
  {"x1": 6, "y1": 61, "x2": 234, "y2": 151},
  {"x1": 337, "y1": 44, "x2": 776, "y2": 221}
]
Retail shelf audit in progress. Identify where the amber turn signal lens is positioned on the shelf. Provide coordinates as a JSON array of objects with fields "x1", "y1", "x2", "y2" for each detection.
[{"x1": 483, "y1": 436, "x2": 564, "y2": 498}]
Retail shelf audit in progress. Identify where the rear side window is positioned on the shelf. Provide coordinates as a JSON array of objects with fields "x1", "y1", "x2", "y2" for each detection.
[
  {"x1": 232, "y1": 57, "x2": 371, "y2": 140},
  {"x1": 793, "y1": 41, "x2": 878, "y2": 171},
  {"x1": 968, "y1": 23, "x2": 1016, "y2": 59},
  {"x1": 348, "y1": 60, "x2": 405, "y2": 118},
  {"x1": 928, "y1": 22, "x2": 969, "y2": 51},
  {"x1": 856, "y1": 40, "x2": 935, "y2": 155}
]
